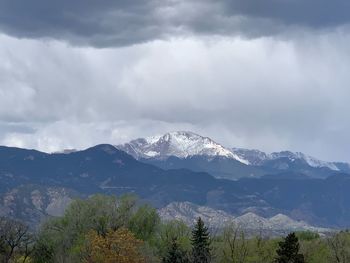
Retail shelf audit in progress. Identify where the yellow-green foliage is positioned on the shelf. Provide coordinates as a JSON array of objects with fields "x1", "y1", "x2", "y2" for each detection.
[{"x1": 84, "y1": 228, "x2": 145, "y2": 263}]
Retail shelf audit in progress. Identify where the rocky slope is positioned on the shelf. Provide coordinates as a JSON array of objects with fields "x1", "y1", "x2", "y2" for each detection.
[
  {"x1": 159, "y1": 202, "x2": 330, "y2": 235},
  {"x1": 0, "y1": 184, "x2": 80, "y2": 228}
]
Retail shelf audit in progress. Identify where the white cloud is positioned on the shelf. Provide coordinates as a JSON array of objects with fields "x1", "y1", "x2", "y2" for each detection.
[{"x1": 0, "y1": 33, "x2": 350, "y2": 161}]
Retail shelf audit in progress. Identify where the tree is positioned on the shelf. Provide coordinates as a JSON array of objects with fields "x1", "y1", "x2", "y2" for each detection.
[
  {"x1": 85, "y1": 228, "x2": 145, "y2": 263},
  {"x1": 253, "y1": 231, "x2": 278, "y2": 263},
  {"x1": 221, "y1": 223, "x2": 248, "y2": 263},
  {"x1": 191, "y1": 217, "x2": 211, "y2": 263},
  {"x1": 128, "y1": 204, "x2": 160, "y2": 241},
  {"x1": 34, "y1": 194, "x2": 141, "y2": 261},
  {"x1": 275, "y1": 232, "x2": 305, "y2": 263},
  {"x1": 31, "y1": 235, "x2": 55, "y2": 263},
  {"x1": 156, "y1": 220, "x2": 191, "y2": 260},
  {"x1": 162, "y1": 237, "x2": 189, "y2": 263},
  {"x1": 327, "y1": 231, "x2": 350, "y2": 263},
  {"x1": 0, "y1": 217, "x2": 34, "y2": 263}
]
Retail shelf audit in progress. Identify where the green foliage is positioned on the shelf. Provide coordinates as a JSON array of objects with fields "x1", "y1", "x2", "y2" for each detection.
[
  {"x1": 326, "y1": 231, "x2": 350, "y2": 263},
  {"x1": 31, "y1": 234, "x2": 55, "y2": 263},
  {"x1": 156, "y1": 220, "x2": 191, "y2": 259},
  {"x1": 191, "y1": 217, "x2": 211, "y2": 263},
  {"x1": 217, "y1": 224, "x2": 249, "y2": 263},
  {"x1": 61, "y1": 193, "x2": 134, "y2": 236},
  {"x1": 10, "y1": 193, "x2": 350, "y2": 263},
  {"x1": 128, "y1": 204, "x2": 160, "y2": 241},
  {"x1": 31, "y1": 194, "x2": 157, "y2": 262},
  {"x1": 212, "y1": 228, "x2": 280, "y2": 263},
  {"x1": 249, "y1": 235, "x2": 279, "y2": 263},
  {"x1": 162, "y1": 237, "x2": 189, "y2": 263},
  {"x1": 300, "y1": 238, "x2": 330, "y2": 263},
  {"x1": 295, "y1": 231, "x2": 320, "y2": 241},
  {"x1": 275, "y1": 232, "x2": 304, "y2": 263}
]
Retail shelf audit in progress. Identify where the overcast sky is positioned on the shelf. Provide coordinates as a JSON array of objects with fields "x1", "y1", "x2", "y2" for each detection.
[{"x1": 0, "y1": 0, "x2": 350, "y2": 162}]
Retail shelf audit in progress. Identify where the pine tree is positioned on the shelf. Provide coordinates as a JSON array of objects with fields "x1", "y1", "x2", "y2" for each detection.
[
  {"x1": 191, "y1": 217, "x2": 211, "y2": 263},
  {"x1": 162, "y1": 237, "x2": 189, "y2": 263},
  {"x1": 275, "y1": 232, "x2": 305, "y2": 263}
]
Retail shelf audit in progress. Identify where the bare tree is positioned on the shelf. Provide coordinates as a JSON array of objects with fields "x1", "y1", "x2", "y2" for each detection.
[
  {"x1": 255, "y1": 229, "x2": 268, "y2": 263},
  {"x1": 222, "y1": 223, "x2": 248, "y2": 263},
  {"x1": 327, "y1": 232, "x2": 350, "y2": 263},
  {"x1": 0, "y1": 217, "x2": 34, "y2": 263}
]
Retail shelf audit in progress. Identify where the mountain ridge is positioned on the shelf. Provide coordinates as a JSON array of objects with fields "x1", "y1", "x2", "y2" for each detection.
[
  {"x1": 117, "y1": 131, "x2": 349, "y2": 180},
  {"x1": 1, "y1": 136, "x2": 350, "y2": 229},
  {"x1": 159, "y1": 201, "x2": 330, "y2": 235},
  {"x1": 118, "y1": 131, "x2": 349, "y2": 175}
]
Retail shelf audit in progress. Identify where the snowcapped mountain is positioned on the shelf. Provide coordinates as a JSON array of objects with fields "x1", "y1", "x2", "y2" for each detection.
[
  {"x1": 158, "y1": 202, "x2": 329, "y2": 234},
  {"x1": 232, "y1": 148, "x2": 343, "y2": 171},
  {"x1": 117, "y1": 131, "x2": 249, "y2": 164},
  {"x1": 270, "y1": 151, "x2": 340, "y2": 171},
  {"x1": 117, "y1": 131, "x2": 349, "y2": 177}
]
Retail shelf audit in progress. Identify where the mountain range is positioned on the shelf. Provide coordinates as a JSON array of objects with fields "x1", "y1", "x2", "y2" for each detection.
[
  {"x1": 1, "y1": 131, "x2": 350, "y2": 231},
  {"x1": 117, "y1": 131, "x2": 349, "y2": 180}
]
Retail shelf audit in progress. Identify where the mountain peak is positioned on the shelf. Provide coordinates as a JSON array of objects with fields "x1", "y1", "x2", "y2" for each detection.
[
  {"x1": 117, "y1": 131, "x2": 249, "y2": 164},
  {"x1": 117, "y1": 131, "x2": 348, "y2": 173}
]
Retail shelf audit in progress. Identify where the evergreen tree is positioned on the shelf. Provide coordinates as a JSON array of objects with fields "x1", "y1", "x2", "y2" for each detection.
[
  {"x1": 191, "y1": 217, "x2": 211, "y2": 263},
  {"x1": 162, "y1": 237, "x2": 189, "y2": 263},
  {"x1": 275, "y1": 232, "x2": 305, "y2": 263}
]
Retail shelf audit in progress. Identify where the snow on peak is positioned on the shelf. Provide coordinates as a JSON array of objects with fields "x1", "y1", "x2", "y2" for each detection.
[
  {"x1": 232, "y1": 148, "x2": 341, "y2": 171},
  {"x1": 117, "y1": 131, "x2": 250, "y2": 164},
  {"x1": 270, "y1": 151, "x2": 340, "y2": 171},
  {"x1": 232, "y1": 148, "x2": 269, "y2": 166},
  {"x1": 117, "y1": 131, "x2": 344, "y2": 171}
]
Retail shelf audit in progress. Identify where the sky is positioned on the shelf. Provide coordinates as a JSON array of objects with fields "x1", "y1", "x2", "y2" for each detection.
[{"x1": 0, "y1": 0, "x2": 350, "y2": 162}]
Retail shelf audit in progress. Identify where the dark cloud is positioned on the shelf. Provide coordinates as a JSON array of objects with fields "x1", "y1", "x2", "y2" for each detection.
[
  {"x1": 221, "y1": 0, "x2": 350, "y2": 28},
  {"x1": 0, "y1": 0, "x2": 349, "y2": 47},
  {"x1": 0, "y1": 0, "x2": 166, "y2": 46}
]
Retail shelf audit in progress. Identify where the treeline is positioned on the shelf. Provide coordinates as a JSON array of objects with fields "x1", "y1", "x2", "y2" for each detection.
[{"x1": 1, "y1": 194, "x2": 350, "y2": 262}]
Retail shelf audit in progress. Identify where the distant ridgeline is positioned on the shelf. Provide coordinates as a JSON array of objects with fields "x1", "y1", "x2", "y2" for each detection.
[{"x1": 0, "y1": 132, "x2": 350, "y2": 230}]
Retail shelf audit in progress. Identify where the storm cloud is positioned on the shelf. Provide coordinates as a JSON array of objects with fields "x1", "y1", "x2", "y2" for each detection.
[
  {"x1": 0, "y1": 0, "x2": 349, "y2": 47},
  {"x1": 0, "y1": 1, "x2": 349, "y2": 162}
]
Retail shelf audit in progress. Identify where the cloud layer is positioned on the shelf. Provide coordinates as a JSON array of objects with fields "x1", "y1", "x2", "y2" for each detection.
[
  {"x1": 1, "y1": 31, "x2": 350, "y2": 162},
  {"x1": 0, "y1": 0, "x2": 350, "y2": 47},
  {"x1": 0, "y1": 1, "x2": 350, "y2": 162}
]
